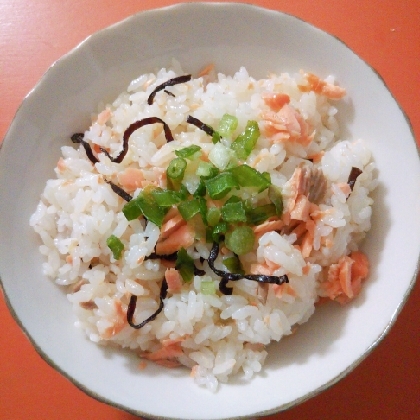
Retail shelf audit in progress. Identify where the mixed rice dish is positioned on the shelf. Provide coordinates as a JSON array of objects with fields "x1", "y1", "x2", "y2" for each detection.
[{"x1": 30, "y1": 61, "x2": 376, "y2": 391}]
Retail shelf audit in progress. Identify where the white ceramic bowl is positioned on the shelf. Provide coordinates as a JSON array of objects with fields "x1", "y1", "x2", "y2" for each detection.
[{"x1": 1, "y1": 3, "x2": 419, "y2": 419}]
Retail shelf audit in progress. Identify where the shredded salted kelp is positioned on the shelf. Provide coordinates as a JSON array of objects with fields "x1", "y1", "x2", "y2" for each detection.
[
  {"x1": 111, "y1": 117, "x2": 175, "y2": 163},
  {"x1": 71, "y1": 117, "x2": 175, "y2": 165},
  {"x1": 147, "y1": 74, "x2": 192, "y2": 105},
  {"x1": 187, "y1": 115, "x2": 216, "y2": 137},
  {"x1": 207, "y1": 241, "x2": 289, "y2": 295},
  {"x1": 347, "y1": 167, "x2": 362, "y2": 191},
  {"x1": 71, "y1": 133, "x2": 99, "y2": 164},
  {"x1": 127, "y1": 279, "x2": 168, "y2": 329},
  {"x1": 105, "y1": 180, "x2": 133, "y2": 202}
]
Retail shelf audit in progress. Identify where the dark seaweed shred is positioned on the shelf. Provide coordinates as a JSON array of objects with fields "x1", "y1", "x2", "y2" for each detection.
[
  {"x1": 145, "y1": 251, "x2": 178, "y2": 261},
  {"x1": 219, "y1": 276, "x2": 233, "y2": 295},
  {"x1": 98, "y1": 146, "x2": 113, "y2": 161},
  {"x1": 186, "y1": 115, "x2": 215, "y2": 137},
  {"x1": 207, "y1": 242, "x2": 227, "y2": 277},
  {"x1": 207, "y1": 242, "x2": 289, "y2": 294},
  {"x1": 244, "y1": 273, "x2": 288, "y2": 283},
  {"x1": 127, "y1": 279, "x2": 168, "y2": 329},
  {"x1": 347, "y1": 167, "x2": 363, "y2": 191},
  {"x1": 105, "y1": 180, "x2": 133, "y2": 202},
  {"x1": 147, "y1": 74, "x2": 192, "y2": 105},
  {"x1": 73, "y1": 117, "x2": 174, "y2": 165},
  {"x1": 71, "y1": 133, "x2": 99, "y2": 164},
  {"x1": 164, "y1": 89, "x2": 175, "y2": 97},
  {"x1": 194, "y1": 265, "x2": 206, "y2": 276},
  {"x1": 111, "y1": 117, "x2": 174, "y2": 164}
]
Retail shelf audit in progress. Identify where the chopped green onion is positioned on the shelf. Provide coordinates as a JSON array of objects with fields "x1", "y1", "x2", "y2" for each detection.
[
  {"x1": 193, "y1": 178, "x2": 207, "y2": 197},
  {"x1": 122, "y1": 197, "x2": 143, "y2": 221},
  {"x1": 211, "y1": 221, "x2": 228, "y2": 243},
  {"x1": 152, "y1": 188, "x2": 183, "y2": 207},
  {"x1": 224, "y1": 158, "x2": 240, "y2": 171},
  {"x1": 124, "y1": 187, "x2": 167, "y2": 227},
  {"x1": 231, "y1": 120, "x2": 260, "y2": 160},
  {"x1": 198, "y1": 196, "x2": 208, "y2": 225},
  {"x1": 212, "y1": 131, "x2": 221, "y2": 144},
  {"x1": 225, "y1": 195, "x2": 241, "y2": 204},
  {"x1": 175, "y1": 248, "x2": 194, "y2": 283},
  {"x1": 223, "y1": 256, "x2": 245, "y2": 275},
  {"x1": 205, "y1": 172, "x2": 238, "y2": 200},
  {"x1": 262, "y1": 172, "x2": 271, "y2": 183},
  {"x1": 206, "y1": 207, "x2": 221, "y2": 227},
  {"x1": 225, "y1": 226, "x2": 255, "y2": 255},
  {"x1": 200, "y1": 280, "x2": 216, "y2": 295},
  {"x1": 205, "y1": 227, "x2": 213, "y2": 243},
  {"x1": 175, "y1": 145, "x2": 202, "y2": 160},
  {"x1": 139, "y1": 188, "x2": 168, "y2": 227},
  {"x1": 196, "y1": 161, "x2": 219, "y2": 179},
  {"x1": 198, "y1": 197, "x2": 207, "y2": 225},
  {"x1": 207, "y1": 167, "x2": 220, "y2": 180},
  {"x1": 106, "y1": 235, "x2": 124, "y2": 260},
  {"x1": 221, "y1": 200, "x2": 247, "y2": 223},
  {"x1": 268, "y1": 185, "x2": 283, "y2": 216},
  {"x1": 167, "y1": 157, "x2": 187, "y2": 181},
  {"x1": 208, "y1": 143, "x2": 235, "y2": 170},
  {"x1": 230, "y1": 164, "x2": 271, "y2": 191},
  {"x1": 218, "y1": 114, "x2": 238, "y2": 137},
  {"x1": 247, "y1": 203, "x2": 277, "y2": 225},
  {"x1": 178, "y1": 184, "x2": 189, "y2": 200},
  {"x1": 178, "y1": 198, "x2": 201, "y2": 221}
]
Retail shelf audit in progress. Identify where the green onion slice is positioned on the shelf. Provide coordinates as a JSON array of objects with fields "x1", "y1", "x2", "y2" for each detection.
[
  {"x1": 178, "y1": 184, "x2": 189, "y2": 200},
  {"x1": 206, "y1": 207, "x2": 221, "y2": 227},
  {"x1": 231, "y1": 120, "x2": 260, "y2": 160},
  {"x1": 167, "y1": 157, "x2": 187, "y2": 181},
  {"x1": 138, "y1": 188, "x2": 167, "y2": 227},
  {"x1": 122, "y1": 197, "x2": 143, "y2": 221},
  {"x1": 205, "y1": 172, "x2": 238, "y2": 200},
  {"x1": 106, "y1": 235, "x2": 124, "y2": 260},
  {"x1": 230, "y1": 164, "x2": 271, "y2": 191},
  {"x1": 211, "y1": 221, "x2": 228, "y2": 243},
  {"x1": 268, "y1": 185, "x2": 283, "y2": 216},
  {"x1": 225, "y1": 226, "x2": 255, "y2": 255},
  {"x1": 175, "y1": 248, "x2": 195, "y2": 283},
  {"x1": 196, "y1": 161, "x2": 219, "y2": 179},
  {"x1": 152, "y1": 188, "x2": 183, "y2": 207},
  {"x1": 212, "y1": 131, "x2": 221, "y2": 144},
  {"x1": 247, "y1": 203, "x2": 277, "y2": 225},
  {"x1": 198, "y1": 196, "x2": 208, "y2": 225},
  {"x1": 122, "y1": 186, "x2": 167, "y2": 227},
  {"x1": 218, "y1": 114, "x2": 238, "y2": 137},
  {"x1": 178, "y1": 198, "x2": 201, "y2": 221},
  {"x1": 262, "y1": 172, "x2": 271, "y2": 183},
  {"x1": 200, "y1": 280, "x2": 216, "y2": 295},
  {"x1": 221, "y1": 200, "x2": 247, "y2": 223},
  {"x1": 205, "y1": 227, "x2": 213, "y2": 243},
  {"x1": 223, "y1": 256, "x2": 245, "y2": 275},
  {"x1": 193, "y1": 178, "x2": 207, "y2": 198},
  {"x1": 175, "y1": 145, "x2": 202, "y2": 159},
  {"x1": 224, "y1": 195, "x2": 241, "y2": 204}
]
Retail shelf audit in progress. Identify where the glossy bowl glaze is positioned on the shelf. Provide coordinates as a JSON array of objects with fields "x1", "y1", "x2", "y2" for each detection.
[{"x1": 1, "y1": 3, "x2": 419, "y2": 419}]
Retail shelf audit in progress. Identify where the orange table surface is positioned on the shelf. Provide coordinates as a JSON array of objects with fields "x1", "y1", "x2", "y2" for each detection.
[{"x1": 1, "y1": 1, "x2": 419, "y2": 419}]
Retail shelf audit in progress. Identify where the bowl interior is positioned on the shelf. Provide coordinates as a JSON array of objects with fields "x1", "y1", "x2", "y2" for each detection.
[{"x1": 1, "y1": 3, "x2": 419, "y2": 419}]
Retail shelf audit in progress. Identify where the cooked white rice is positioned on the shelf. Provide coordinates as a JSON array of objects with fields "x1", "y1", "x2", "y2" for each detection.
[{"x1": 30, "y1": 60, "x2": 377, "y2": 391}]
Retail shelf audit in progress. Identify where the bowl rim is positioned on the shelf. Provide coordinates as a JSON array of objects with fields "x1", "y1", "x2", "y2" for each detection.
[{"x1": 1, "y1": 2, "x2": 419, "y2": 419}]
